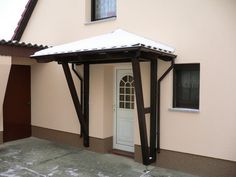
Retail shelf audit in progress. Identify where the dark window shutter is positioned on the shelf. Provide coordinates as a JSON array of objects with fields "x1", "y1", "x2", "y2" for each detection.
[{"x1": 173, "y1": 64, "x2": 200, "y2": 109}]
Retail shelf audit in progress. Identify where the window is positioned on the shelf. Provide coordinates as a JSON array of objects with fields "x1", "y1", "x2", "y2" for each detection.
[
  {"x1": 173, "y1": 64, "x2": 200, "y2": 109},
  {"x1": 119, "y1": 75, "x2": 135, "y2": 109},
  {"x1": 91, "y1": 0, "x2": 116, "y2": 21}
]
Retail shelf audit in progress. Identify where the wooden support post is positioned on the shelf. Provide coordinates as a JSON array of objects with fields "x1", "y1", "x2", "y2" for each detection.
[
  {"x1": 62, "y1": 62, "x2": 89, "y2": 147},
  {"x1": 150, "y1": 59, "x2": 157, "y2": 162},
  {"x1": 71, "y1": 64, "x2": 84, "y2": 138},
  {"x1": 131, "y1": 57, "x2": 150, "y2": 165},
  {"x1": 83, "y1": 63, "x2": 90, "y2": 146}
]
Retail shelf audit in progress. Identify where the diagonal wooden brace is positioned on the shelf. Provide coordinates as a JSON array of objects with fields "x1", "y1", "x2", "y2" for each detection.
[
  {"x1": 62, "y1": 62, "x2": 89, "y2": 147},
  {"x1": 131, "y1": 57, "x2": 150, "y2": 165}
]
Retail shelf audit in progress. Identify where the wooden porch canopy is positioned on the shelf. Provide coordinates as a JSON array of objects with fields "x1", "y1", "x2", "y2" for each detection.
[{"x1": 31, "y1": 29, "x2": 177, "y2": 165}]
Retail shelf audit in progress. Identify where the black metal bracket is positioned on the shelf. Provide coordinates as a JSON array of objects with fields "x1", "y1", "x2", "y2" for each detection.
[
  {"x1": 131, "y1": 53, "x2": 158, "y2": 165},
  {"x1": 61, "y1": 62, "x2": 89, "y2": 147},
  {"x1": 157, "y1": 60, "x2": 174, "y2": 153}
]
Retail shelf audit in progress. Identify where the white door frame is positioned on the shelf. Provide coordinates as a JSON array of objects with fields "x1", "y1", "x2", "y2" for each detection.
[{"x1": 113, "y1": 66, "x2": 134, "y2": 152}]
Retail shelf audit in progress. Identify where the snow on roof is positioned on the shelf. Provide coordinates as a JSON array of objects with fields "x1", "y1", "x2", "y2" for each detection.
[{"x1": 32, "y1": 29, "x2": 175, "y2": 57}]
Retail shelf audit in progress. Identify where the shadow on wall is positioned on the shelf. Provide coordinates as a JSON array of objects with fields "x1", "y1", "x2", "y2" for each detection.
[{"x1": 0, "y1": 56, "x2": 12, "y2": 139}]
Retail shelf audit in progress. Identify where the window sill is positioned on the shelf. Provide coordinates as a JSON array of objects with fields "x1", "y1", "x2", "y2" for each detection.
[
  {"x1": 84, "y1": 17, "x2": 116, "y2": 25},
  {"x1": 169, "y1": 108, "x2": 200, "y2": 113}
]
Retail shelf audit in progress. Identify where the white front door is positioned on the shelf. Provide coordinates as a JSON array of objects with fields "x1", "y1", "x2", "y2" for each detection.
[{"x1": 113, "y1": 68, "x2": 134, "y2": 152}]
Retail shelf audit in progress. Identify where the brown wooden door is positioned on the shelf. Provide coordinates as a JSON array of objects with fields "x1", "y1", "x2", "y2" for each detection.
[{"x1": 3, "y1": 65, "x2": 31, "y2": 142}]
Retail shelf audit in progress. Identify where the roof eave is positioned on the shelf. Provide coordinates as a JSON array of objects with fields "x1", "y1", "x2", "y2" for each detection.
[
  {"x1": 31, "y1": 46, "x2": 176, "y2": 64},
  {"x1": 0, "y1": 39, "x2": 48, "y2": 57},
  {"x1": 11, "y1": 0, "x2": 38, "y2": 41}
]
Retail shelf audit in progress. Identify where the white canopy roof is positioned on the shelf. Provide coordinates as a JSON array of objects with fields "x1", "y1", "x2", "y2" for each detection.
[{"x1": 32, "y1": 29, "x2": 175, "y2": 57}]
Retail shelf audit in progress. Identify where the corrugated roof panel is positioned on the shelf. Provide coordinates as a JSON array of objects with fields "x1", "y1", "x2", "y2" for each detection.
[{"x1": 32, "y1": 29, "x2": 175, "y2": 57}]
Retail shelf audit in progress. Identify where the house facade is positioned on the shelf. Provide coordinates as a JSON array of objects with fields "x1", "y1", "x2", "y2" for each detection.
[{"x1": 0, "y1": 0, "x2": 236, "y2": 177}]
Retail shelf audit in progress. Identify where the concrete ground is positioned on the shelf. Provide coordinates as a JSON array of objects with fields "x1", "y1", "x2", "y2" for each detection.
[{"x1": 0, "y1": 137, "x2": 200, "y2": 177}]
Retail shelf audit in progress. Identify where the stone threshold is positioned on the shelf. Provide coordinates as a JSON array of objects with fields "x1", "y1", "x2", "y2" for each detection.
[{"x1": 111, "y1": 149, "x2": 134, "y2": 159}]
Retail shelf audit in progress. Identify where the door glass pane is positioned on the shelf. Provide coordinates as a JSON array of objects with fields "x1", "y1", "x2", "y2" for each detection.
[
  {"x1": 126, "y1": 95, "x2": 130, "y2": 101},
  {"x1": 120, "y1": 95, "x2": 124, "y2": 101},
  {"x1": 120, "y1": 102, "x2": 124, "y2": 108},
  {"x1": 126, "y1": 82, "x2": 131, "y2": 87},
  {"x1": 131, "y1": 95, "x2": 134, "y2": 101},
  {"x1": 125, "y1": 102, "x2": 130, "y2": 109},
  {"x1": 120, "y1": 80, "x2": 125, "y2": 86},
  {"x1": 126, "y1": 88, "x2": 130, "y2": 94},
  {"x1": 119, "y1": 75, "x2": 134, "y2": 109},
  {"x1": 120, "y1": 88, "x2": 124, "y2": 94}
]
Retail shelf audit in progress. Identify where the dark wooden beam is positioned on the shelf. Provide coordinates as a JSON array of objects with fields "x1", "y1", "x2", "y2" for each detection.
[
  {"x1": 71, "y1": 64, "x2": 83, "y2": 107},
  {"x1": 12, "y1": 0, "x2": 38, "y2": 41},
  {"x1": 0, "y1": 45, "x2": 41, "y2": 58},
  {"x1": 140, "y1": 47, "x2": 177, "y2": 60},
  {"x1": 150, "y1": 59, "x2": 157, "y2": 162},
  {"x1": 144, "y1": 107, "x2": 151, "y2": 114},
  {"x1": 32, "y1": 46, "x2": 176, "y2": 63},
  {"x1": 34, "y1": 47, "x2": 140, "y2": 62},
  {"x1": 131, "y1": 57, "x2": 149, "y2": 165},
  {"x1": 71, "y1": 64, "x2": 84, "y2": 138},
  {"x1": 57, "y1": 51, "x2": 139, "y2": 64},
  {"x1": 61, "y1": 62, "x2": 89, "y2": 147},
  {"x1": 71, "y1": 59, "x2": 133, "y2": 65},
  {"x1": 83, "y1": 63, "x2": 90, "y2": 146}
]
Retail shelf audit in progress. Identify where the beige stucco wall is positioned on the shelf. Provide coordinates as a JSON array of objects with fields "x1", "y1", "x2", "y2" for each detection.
[
  {"x1": 21, "y1": 0, "x2": 236, "y2": 161},
  {"x1": 0, "y1": 56, "x2": 11, "y2": 132},
  {"x1": 31, "y1": 62, "x2": 81, "y2": 134},
  {"x1": 31, "y1": 62, "x2": 115, "y2": 139},
  {"x1": 103, "y1": 65, "x2": 114, "y2": 138}
]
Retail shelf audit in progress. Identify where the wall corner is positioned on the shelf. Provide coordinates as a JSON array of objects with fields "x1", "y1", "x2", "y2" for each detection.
[{"x1": 0, "y1": 131, "x2": 3, "y2": 144}]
